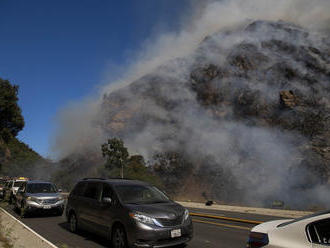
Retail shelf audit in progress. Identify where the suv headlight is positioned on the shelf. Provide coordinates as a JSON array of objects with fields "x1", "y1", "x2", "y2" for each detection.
[
  {"x1": 129, "y1": 212, "x2": 156, "y2": 225},
  {"x1": 57, "y1": 196, "x2": 64, "y2": 201}
]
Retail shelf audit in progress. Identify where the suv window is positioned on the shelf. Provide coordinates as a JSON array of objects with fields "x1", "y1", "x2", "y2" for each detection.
[
  {"x1": 307, "y1": 218, "x2": 330, "y2": 244},
  {"x1": 19, "y1": 182, "x2": 27, "y2": 192},
  {"x1": 26, "y1": 183, "x2": 57, "y2": 193},
  {"x1": 83, "y1": 182, "x2": 101, "y2": 200},
  {"x1": 14, "y1": 181, "x2": 25, "y2": 188}
]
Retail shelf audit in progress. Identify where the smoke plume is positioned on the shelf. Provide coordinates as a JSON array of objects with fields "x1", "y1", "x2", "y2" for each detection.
[{"x1": 52, "y1": 0, "x2": 330, "y2": 208}]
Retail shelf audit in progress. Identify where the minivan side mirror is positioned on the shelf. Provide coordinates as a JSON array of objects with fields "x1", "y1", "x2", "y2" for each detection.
[{"x1": 102, "y1": 197, "x2": 112, "y2": 205}]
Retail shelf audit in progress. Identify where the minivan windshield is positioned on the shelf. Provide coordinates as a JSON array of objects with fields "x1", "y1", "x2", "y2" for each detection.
[
  {"x1": 115, "y1": 185, "x2": 169, "y2": 204},
  {"x1": 26, "y1": 183, "x2": 57, "y2": 194}
]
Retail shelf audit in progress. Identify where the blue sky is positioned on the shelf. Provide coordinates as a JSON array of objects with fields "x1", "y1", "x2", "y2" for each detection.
[{"x1": 0, "y1": 0, "x2": 190, "y2": 157}]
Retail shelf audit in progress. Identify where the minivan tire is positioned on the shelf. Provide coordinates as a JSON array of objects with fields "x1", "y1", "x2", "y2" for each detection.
[
  {"x1": 69, "y1": 213, "x2": 78, "y2": 233},
  {"x1": 111, "y1": 225, "x2": 128, "y2": 248}
]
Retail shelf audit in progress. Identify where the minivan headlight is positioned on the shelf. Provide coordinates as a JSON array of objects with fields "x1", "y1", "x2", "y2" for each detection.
[
  {"x1": 129, "y1": 212, "x2": 155, "y2": 225},
  {"x1": 184, "y1": 209, "x2": 190, "y2": 221}
]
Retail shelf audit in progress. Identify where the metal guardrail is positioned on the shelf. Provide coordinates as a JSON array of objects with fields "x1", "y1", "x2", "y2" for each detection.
[{"x1": 190, "y1": 212, "x2": 263, "y2": 225}]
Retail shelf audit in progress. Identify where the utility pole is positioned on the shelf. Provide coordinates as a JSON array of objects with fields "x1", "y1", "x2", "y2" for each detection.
[{"x1": 121, "y1": 164, "x2": 124, "y2": 179}]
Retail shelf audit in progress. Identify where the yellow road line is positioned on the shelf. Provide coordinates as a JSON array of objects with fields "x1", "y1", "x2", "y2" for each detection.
[
  {"x1": 190, "y1": 212, "x2": 262, "y2": 225},
  {"x1": 193, "y1": 219, "x2": 251, "y2": 230}
]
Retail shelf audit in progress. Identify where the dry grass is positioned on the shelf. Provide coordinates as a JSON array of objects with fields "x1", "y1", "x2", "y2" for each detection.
[{"x1": 0, "y1": 214, "x2": 13, "y2": 248}]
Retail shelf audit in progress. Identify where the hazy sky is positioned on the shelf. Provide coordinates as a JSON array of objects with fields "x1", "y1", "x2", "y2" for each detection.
[{"x1": 0, "y1": 0, "x2": 190, "y2": 157}]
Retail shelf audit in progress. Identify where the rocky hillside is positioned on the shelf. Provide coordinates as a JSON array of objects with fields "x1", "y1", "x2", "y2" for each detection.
[{"x1": 97, "y1": 20, "x2": 330, "y2": 208}]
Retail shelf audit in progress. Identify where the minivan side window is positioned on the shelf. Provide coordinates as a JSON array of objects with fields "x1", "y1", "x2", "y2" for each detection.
[
  {"x1": 102, "y1": 184, "x2": 113, "y2": 199},
  {"x1": 71, "y1": 182, "x2": 87, "y2": 197},
  {"x1": 102, "y1": 183, "x2": 119, "y2": 206},
  {"x1": 83, "y1": 182, "x2": 101, "y2": 200},
  {"x1": 307, "y1": 218, "x2": 330, "y2": 244}
]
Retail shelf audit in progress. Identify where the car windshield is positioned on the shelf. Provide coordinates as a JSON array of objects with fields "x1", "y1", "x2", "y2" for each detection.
[
  {"x1": 26, "y1": 183, "x2": 57, "y2": 193},
  {"x1": 14, "y1": 181, "x2": 25, "y2": 188},
  {"x1": 115, "y1": 185, "x2": 169, "y2": 204}
]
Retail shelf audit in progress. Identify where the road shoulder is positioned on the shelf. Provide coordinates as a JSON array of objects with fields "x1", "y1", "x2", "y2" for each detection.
[{"x1": 0, "y1": 206, "x2": 58, "y2": 248}]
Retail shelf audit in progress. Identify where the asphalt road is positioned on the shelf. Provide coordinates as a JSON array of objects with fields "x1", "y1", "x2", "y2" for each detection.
[{"x1": 0, "y1": 202, "x2": 285, "y2": 248}]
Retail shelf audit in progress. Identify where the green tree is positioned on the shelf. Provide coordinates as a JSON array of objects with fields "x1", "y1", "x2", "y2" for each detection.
[
  {"x1": 101, "y1": 138, "x2": 129, "y2": 178},
  {"x1": 0, "y1": 78, "x2": 24, "y2": 141}
]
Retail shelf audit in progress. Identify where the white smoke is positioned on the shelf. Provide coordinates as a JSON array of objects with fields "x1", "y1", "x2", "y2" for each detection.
[{"x1": 52, "y1": 0, "x2": 330, "y2": 207}]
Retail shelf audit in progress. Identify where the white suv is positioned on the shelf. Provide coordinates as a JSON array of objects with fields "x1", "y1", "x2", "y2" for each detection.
[{"x1": 6, "y1": 177, "x2": 28, "y2": 204}]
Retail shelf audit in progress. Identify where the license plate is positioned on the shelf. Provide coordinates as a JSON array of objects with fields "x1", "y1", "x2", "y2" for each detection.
[
  {"x1": 171, "y1": 229, "x2": 181, "y2": 238},
  {"x1": 43, "y1": 205, "x2": 51, "y2": 209}
]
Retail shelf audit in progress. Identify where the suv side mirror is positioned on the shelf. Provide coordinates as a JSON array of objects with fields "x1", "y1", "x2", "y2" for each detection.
[
  {"x1": 58, "y1": 189, "x2": 62, "y2": 193},
  {"x1": 102, "y1": 197, "x2": 112, "y2": 205}
]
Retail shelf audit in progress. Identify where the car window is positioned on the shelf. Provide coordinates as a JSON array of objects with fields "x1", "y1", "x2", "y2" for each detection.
[
  {"x1": 26, "y1": 183, "x2": 57, "y2": 193},
  {"x1": 19, "y1": 183, "x2": 27, "y2": 192},
  {"x1": 115, "y1": 185, "x2": 169, "y2": 204},
  {"x1": 279, "y1": 210, "x2": 330, "y2": 228},
  {"x1": 71, "y1": 182, "x2": 87, "y2": 197},
  {"x1": 83, "y1": 182, "x2": 101, "y2": 200},
  {"x1": 102, "y1": 183, "x2": 113, "y2": 199},
  {"x1": 14, "y1": 181, "x2": 25, "y2": 188},
  {"x1": 307, "y1": 218, "x2": 330, "y2": 245}
]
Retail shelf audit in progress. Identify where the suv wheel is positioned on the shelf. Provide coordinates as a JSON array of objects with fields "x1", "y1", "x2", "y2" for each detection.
[
  {"x1": 69, "y1": 213, "x2": 78, "y2": 233},
  {"x1": 111, "y1": 225, "x2": 127, "y2": 248}
]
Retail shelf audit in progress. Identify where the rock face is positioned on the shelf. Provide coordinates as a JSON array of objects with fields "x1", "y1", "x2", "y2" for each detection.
[{"x1": 100, "y1": 20, "x2": 330, "y2": 207}]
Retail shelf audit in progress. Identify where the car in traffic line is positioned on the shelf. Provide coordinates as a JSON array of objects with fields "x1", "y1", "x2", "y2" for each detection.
[
  {"x1": 246, "y1": 210, "x2": 330, "y2": 247},
  {"x1": 0, "y1": 178, "x2": 6, "y2": 199},
  {"x1": 66, "y1": 178, "x2": 193, "y2": 248},
  {"x1": 4, "y1": 177, "x2": 29, "y2": 204},
  {"x1": 15, "y1": 180, "x2": 64, "y2": 217}
]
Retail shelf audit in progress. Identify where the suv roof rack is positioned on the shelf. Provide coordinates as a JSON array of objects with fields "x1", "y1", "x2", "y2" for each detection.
[
  {"x1": 108, "y1": 177, "x2": 134, "y2": 180},
  {"x1": 82, "y1": 178, "x2": 106, "y2": 180}
]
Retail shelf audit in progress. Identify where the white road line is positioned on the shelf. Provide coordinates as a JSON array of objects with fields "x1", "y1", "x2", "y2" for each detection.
[{"x1": 0, "y1": 207, "x2": 58, "y2": 248}]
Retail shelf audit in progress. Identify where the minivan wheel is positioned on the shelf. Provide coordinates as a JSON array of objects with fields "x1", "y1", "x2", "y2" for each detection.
[
  {"x1": 111, "y1": 225, "x2": 127, "y2": 248},
  {"x1": 69, "y1": 213, "x2": 78, "y2": 233}
]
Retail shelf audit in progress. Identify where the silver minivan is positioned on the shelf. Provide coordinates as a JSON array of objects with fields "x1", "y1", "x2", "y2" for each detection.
[{"x1": 66, "y1": 178, "x2": 193, "y2": 248}]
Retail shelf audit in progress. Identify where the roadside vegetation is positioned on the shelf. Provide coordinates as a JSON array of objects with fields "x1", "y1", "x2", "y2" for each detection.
[
  {"x1": 0, "y1": 78, "x2": 46, "y2": 178},
  {"x1": 100, "y1": 138, "x2": 163, "y2": 187}
]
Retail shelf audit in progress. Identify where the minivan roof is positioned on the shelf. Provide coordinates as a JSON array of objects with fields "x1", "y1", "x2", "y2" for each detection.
[{"x1": 79, "y1": 178, "x2": 149, "y2": 186}]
